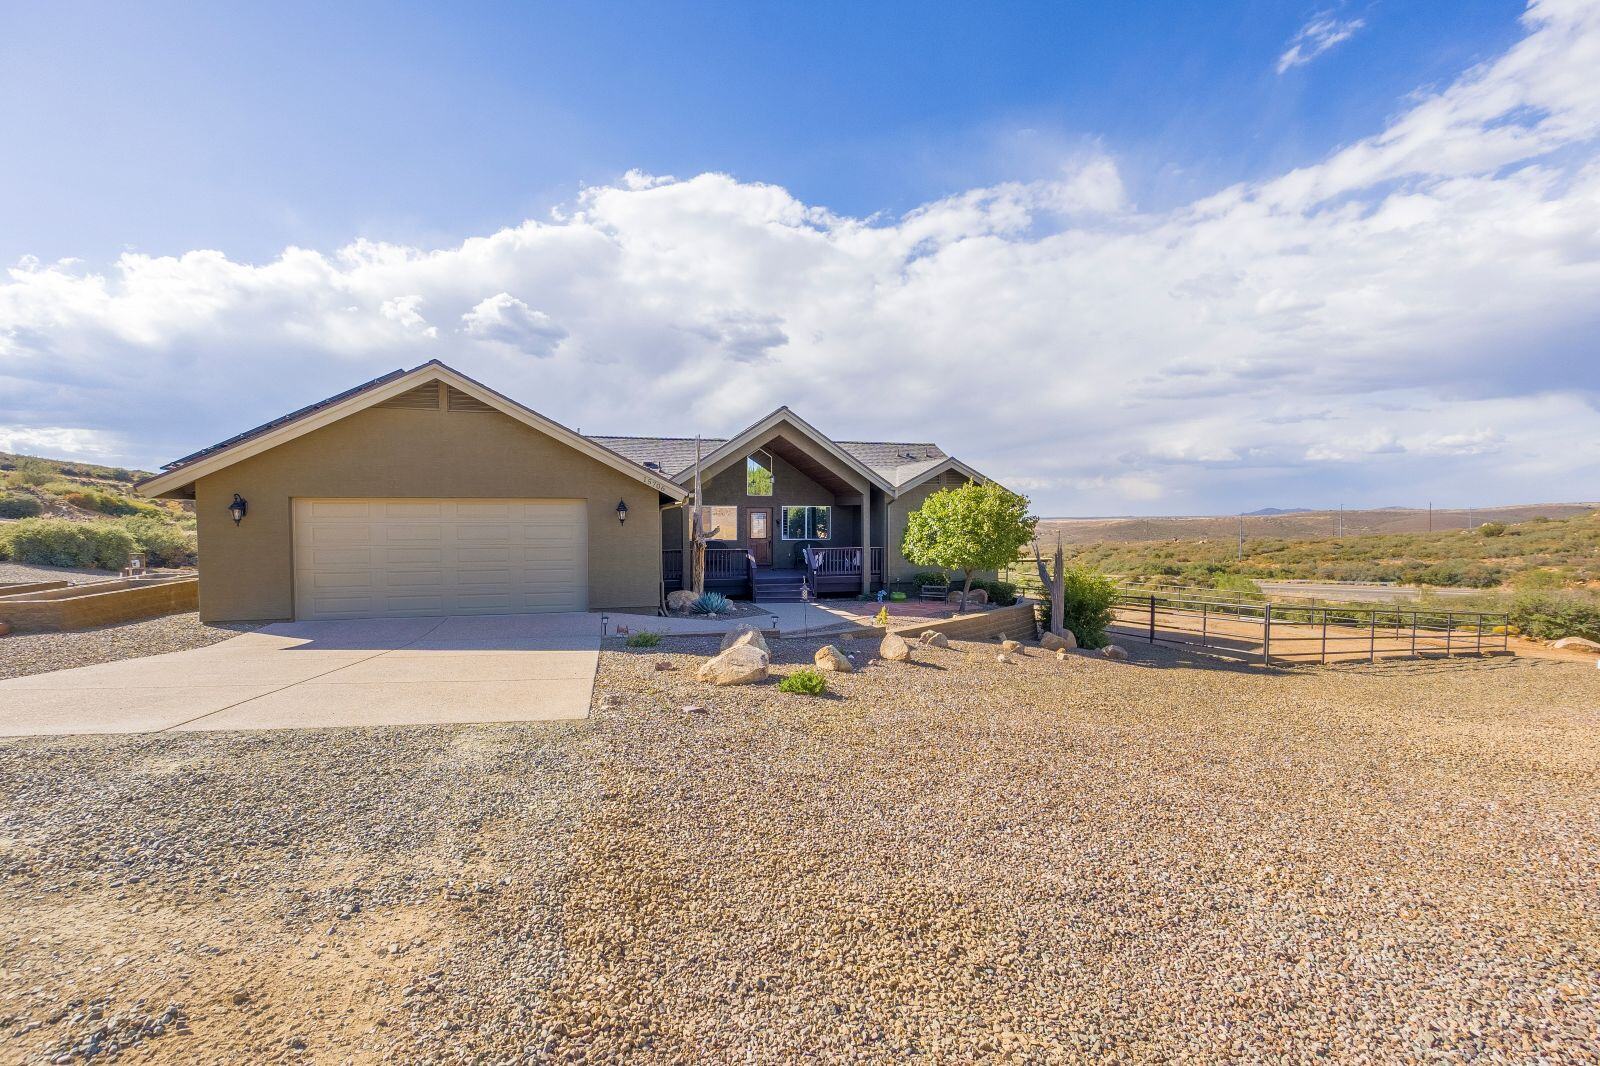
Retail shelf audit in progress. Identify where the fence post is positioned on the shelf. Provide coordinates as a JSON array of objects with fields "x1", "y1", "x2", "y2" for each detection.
[
  {"x1": 1476, "y1": 615, "x2": 1483, "y2": 655},
  {"x1": 1411, "y1": 611, "x2": 1418, "y2": 658},
  {"x1": 1446, "y1": 612, "x2": 1452, "y2": 656},
  {"x1": 1369, "y1": 610, "x2": 1377, "y2": 663},
  {"x1": 1201, "y1": 601, "x2": 1208, "y2": 646},
  {"x1": 1503, "y1": 615, "x2": 1509, "y2": 653},
  {"x1": 1148, "y1": 595, "x2": 1156, "y2": 644},
  {"x1": 1262, "y1": 603, "x2": 1272, "y2": 667},
  {"x1": 1320, "y1": 608, "x2": 1328, "y2": 665}
]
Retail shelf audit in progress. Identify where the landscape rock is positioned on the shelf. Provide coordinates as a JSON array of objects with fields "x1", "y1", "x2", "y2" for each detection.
[
  {"x1": 1551, "y1": 636, "x2": 1600, "y2": 651},
  {"x1": 1101, "y1": 644, "x2": 1129, "y2": 661},
  {"x1": 1000, "y1": 639, "x2": 1022, "y2": 654},
  {"x1": 947, "y1": 588, "x2": 989, "y2": 606},
  {"x1": 813, "y1": 645, "x2": 853, "y2": 672},
  {"x1": 665, "y1": 590, "x2": 697, "y2": 612},
  {"x1": 719, "y1": 627, "x2": 770, "y2": 655},
  {"x1": 1040, "y1": 631, "x2": 1077, "y2": 652},
  {"x1": 697, "y1": 645, "x2": 770, "y2": 686},
  {"x1": 1056, "y1": 648, "x2": 1068, "y2": 661},
  {"x1": 879, "y1": 633, "x2": 911, "y2": 661},
  {"x1": 919, "y1": 630, "x2": 949, "y2": 648}
]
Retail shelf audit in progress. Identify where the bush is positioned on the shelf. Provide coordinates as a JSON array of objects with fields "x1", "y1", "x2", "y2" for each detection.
[
  {"x1": 1507, "y1": 590, "x2": 1600, "y2": 642},
  {"x1": 12, "y1": 460, "x2": 55, "y2": 487},
  {"x1": 0, "y1": 518, "x2": 135, "y2": 569},
  {"x1": 1210, "y1": 573, "x2": 1262, "y2": 598},
  {"x1": 911, "y1": 571, "x2": 949, "y2": 588},
  {"x1": 624, "y1": 631, "x2": 663, "y2": 648},
  {"x1": 1038, "y1": 566, "x2": 1118, "y2": 649},
  {"x1": 0, "y1": 493, "x2": 43, "y2": 519},
  {"x1": 120, "y1": 515, "x2": 197, "y2": 567},
  {"x1": 690, "y1": 592, "x2": 732, "y2": 615},
  {"x1": 1478, "y1": 522, "x2": 1508, "y2": 537},
  {"x1": 57, "y1": 485, "x2": 150, "y2": 517},
  {"x1": 777, "y1": 667, "x2": 827, "y2": 696},
  {"x1": 972, "y1": 578, "x2": 1018, "y2": 606}
]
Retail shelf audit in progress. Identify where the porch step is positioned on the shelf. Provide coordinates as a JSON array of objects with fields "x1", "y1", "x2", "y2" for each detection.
[{"x1": 754, "y1": 582, "x2": 807, "y2": 602}]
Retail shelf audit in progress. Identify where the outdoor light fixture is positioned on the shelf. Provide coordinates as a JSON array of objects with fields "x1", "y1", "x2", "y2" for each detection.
[
  {"x1": 228, "y1": 494, "x2": 248, "y2": 525},
  {"x1": 600, "y1": 613, "x2": 610, "y2": 636},
  {"x1": 616, "y1": 498, "x2": 629, "y2": 524}
]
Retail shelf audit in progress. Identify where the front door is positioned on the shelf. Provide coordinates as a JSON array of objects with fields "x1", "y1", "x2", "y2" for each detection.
[{"x1": 748, "y1": 507, "x2": 773, "y2": 565}]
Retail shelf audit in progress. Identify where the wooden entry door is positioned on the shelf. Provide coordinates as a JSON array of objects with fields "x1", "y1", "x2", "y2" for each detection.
[{"x1": 748, "y1": 507, "x2": 773, "y2": 565}]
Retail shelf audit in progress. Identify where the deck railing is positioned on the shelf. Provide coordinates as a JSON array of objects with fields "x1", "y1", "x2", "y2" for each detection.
[{"x1": 662, "y1": 547, "x2": 752, "y2": 587}]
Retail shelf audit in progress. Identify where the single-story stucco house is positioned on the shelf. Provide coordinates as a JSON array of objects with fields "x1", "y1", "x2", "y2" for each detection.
[{"x1": 137, "y1": 361, "x2": 1001, "y2": 623}]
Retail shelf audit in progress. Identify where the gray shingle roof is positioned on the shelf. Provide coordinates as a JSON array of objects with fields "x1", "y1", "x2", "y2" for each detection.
[{"x1": 585, "y1": 434, "x2": 952, "y2": 486}]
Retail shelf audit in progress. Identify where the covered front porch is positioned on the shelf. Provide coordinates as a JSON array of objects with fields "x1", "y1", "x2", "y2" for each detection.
[{"x1": 659, "y1": 418, "x2": 893, "y2": 602}]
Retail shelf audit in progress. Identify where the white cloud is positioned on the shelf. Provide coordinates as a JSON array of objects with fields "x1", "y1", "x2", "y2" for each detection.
[
  {"x1": 459, "y1": 294, "x2": 567, "y2": 356},
  {"x1": 1277, "y1": 14, "x2": 1367, "y2": 73},
  {"x1": 2, "y1": 2, "x2": 1599, "y2": 514}
]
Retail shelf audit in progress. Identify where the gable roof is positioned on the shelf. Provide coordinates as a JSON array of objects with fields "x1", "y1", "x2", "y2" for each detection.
[
  {"x1": 590, "y1": 430, "x2": 985, "y2": 493},
  {"x1": 136, "y1": 361, "x2": 688, "y2": 501}
]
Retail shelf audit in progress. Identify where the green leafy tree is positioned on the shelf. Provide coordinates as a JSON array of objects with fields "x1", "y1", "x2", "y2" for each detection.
[{"x1": 902, "y1": 482, "x2": 1036, "y2": 610}]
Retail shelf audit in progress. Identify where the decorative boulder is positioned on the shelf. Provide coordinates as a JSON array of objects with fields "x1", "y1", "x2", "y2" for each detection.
[
  {"x1": 814, "y1": 645, "x2": 854, "y2": 672},
  {"x1": 1551, "y1": 636, "x2": 1600, "y2": 651},
  {"x1": 996, "y1": 652, "x2": 1013, "y2": 664},
  {"x1": 1000, "y1": 639, "x2": 1022, "y2": 654},
  {"x1": 720, "y1": 626, "x2": 770, "y2": 655},
  {"x1": 879, "y1": 633, "x2": 912, "y2": 661},
  {"x1": 1055, "y1": 648, "x2": 1068, "y2": 662},
  {"x1": 919, "y1": 630, "x2": 949, "y2": 648},
  {"x1": 666, "y1": 589, "x2": 697, "y2": 612},
  {"x1": 947, "y1": 588, "x2": 989, "y2": 606},
  {"x1": 1101, "y1": 644, "x2": 1129, "y2": 661},
  {"x1": 697, "y1": 645, "x2": 770, "y2": 686},
  {"x1": 1040, "y1": 631, "x2": 1077, "y2": 652}
]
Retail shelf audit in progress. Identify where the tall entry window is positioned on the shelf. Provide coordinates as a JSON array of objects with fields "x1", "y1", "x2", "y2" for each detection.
[
  {"x1": 782, "y1": 505, "x2": 831, "y2": 540},
  {"x1": 746, "y1": 451, "x2": 774, "y2": 496}
]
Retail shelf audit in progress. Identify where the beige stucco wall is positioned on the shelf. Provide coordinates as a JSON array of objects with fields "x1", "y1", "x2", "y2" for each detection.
[{"x1": 192, "y1": 405, "x2": 663, "y2": 622}]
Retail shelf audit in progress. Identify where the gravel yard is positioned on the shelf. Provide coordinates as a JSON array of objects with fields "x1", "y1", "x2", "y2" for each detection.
[
  {"x1": 1, "y1": 637, "x2": 1596, "y2": 1061},
  {"x1": 0, "y1": 612, "x2": 256, "y2": 681},
  {"x1": 0, "y1": 561, "x2": 112, "y2": 587}
]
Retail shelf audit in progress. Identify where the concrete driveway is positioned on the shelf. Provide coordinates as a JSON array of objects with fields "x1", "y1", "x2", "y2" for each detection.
[{"x1": 0, "y1": 614, "x2": 602, "y2": 738}]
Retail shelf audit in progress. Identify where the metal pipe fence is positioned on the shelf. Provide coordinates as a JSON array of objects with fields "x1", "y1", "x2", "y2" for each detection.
[{"x1": 1112, "y1": 592, "x2": 1510, "y2": 666}]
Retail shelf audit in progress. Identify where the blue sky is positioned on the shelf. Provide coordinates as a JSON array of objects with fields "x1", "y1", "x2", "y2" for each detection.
[{"x1": 2, "y1": 1, "x2": 1597, "y2": 515}]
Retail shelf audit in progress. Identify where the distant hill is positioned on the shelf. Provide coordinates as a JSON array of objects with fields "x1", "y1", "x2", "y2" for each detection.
[
  {"x1": 1243, "y1": 507, "x2": 1310, "y2": 516},
  {"x1": 1037, "y1": 503, "x2": 1600, "y2": 545}
]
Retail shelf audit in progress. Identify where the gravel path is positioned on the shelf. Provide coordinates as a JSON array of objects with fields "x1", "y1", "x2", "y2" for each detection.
[
  {"x1": 0, "y1": 561, "x2": 113, "y2": 587},
  {"x1": 0, "y1": 612, "x2": 256, "y2": 680},
  {"x1": 0, "y1": 638, "x2": 1595, "y2": 1061}
]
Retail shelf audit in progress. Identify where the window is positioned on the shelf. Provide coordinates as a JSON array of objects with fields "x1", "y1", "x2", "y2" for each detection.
[
  {"x1": 746, "y1": 452, "x2": 773, "y2": 496},
  {"x1": 781, "y1": 505, "x2": 831, "y2": 540},
  {"x1": 702, "y1": 505, "x2": 738, "y2": 540}
]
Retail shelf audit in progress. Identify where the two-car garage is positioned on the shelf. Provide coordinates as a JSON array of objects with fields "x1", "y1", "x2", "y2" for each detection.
[{"x1": 292, "y1": 498, "x2": 588, "y2": 620}]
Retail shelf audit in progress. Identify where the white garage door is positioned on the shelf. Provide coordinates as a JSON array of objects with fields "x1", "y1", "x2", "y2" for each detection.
[{"x1": 292, "y1": 499, "x2": 587, "y2": 620}]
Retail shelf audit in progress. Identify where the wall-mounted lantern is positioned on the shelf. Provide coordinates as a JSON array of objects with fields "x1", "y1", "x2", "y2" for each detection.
[
  {"x1": 228, "y1": 493, "x2": 248, "y2": 525},
  {"x1": 616, "y1": 498, "x2": 629, "y2": 525}
]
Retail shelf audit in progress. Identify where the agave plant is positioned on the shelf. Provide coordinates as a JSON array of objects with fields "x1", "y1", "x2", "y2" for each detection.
[{"x1": 691, "y1": 591, "x2": 732, "y2": 615}]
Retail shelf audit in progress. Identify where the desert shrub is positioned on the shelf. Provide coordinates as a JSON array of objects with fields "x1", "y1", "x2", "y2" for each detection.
[
  {"x1": 12, "y1": 460, "x2": 55, "y2": 487},
  {"x1": 57, "y1": 485, "x2": 151, "y2": 517},
  {"x1": 120, "y1": 515, "x2": 197, "y2": 567},
  {"x1": 0, "y1": 493, "x2": 43, "y2": 519},
  {"x1": 1037, "y1": 566, "x2": 1118, "y2": 649},
  {"x1": 1478, "y1": 522, "x2": 1508, "y2": 537},
  {"x1": 108, "y1": 468, "x2": 134, "y2": 482},
  {"x1": 1510, "y1": 568, "x2": 1566, "y2": 591},
  {"x1": 1506, "y1": 590, "x2": 1600, "y2": 642},
  {"x1": 777, "y1": 667, "x2": 827, "y2": 696},
  {"x1": 1210, "y1": 573, "x2": 1263, "y2": 598},
  {"x1": 690, "y1": 592, "x2": 732, "y2": 615},
  {"x1": 972, "y1": 578, "x2": 1018, "y2": 605},
  {"x1": 0, "y1": 518, "x2": 135, "y2": 569},
  {"x1": 624, "y1": 631, "x2": 663, "y2": 648},
  {"x1": 911, "y1": 570, "x2": 950, "y2": 588}
]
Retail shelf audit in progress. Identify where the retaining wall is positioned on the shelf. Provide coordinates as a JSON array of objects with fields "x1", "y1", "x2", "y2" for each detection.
[
  {"x1": 0, "y1": 580, "x2": 71, "y2": 596},
  {"x1": 0, "y1": 578, "x2": 199, "y2": 633},
  {"x1": 840, "y1": 601, "x2": 1037, "y2": 644}
]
